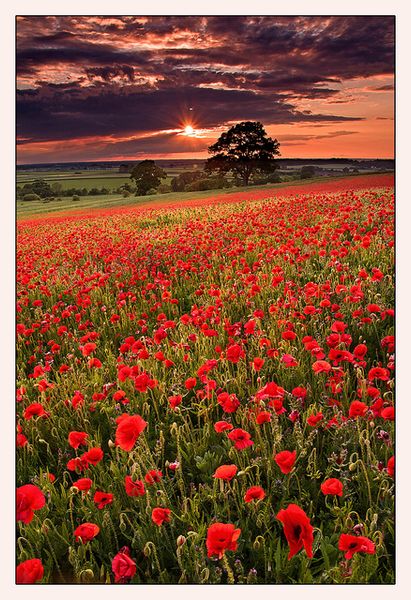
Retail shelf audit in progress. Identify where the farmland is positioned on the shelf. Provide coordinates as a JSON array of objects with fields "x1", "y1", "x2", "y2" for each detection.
[{"x1": 16, "y1": 174, "x2": 394, "y2": 584}]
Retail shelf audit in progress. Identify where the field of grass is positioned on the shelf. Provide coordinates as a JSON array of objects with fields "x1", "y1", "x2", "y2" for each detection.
[
  {"x1": 16, "y1": 175, "x2": 394, "y2": 584},
  {"x1": 17, "y1": 173, "x2": 389, "y2": 219},
  {"x1": 16, "y1": 167, "x2": 191, "y2": 192}
]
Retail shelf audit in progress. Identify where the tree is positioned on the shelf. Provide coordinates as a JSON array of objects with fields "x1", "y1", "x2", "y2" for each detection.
[
  {"x1": 205, "y1": 121, "x2": 280, "y2": 186},
  {"x1": 130, "y1": 160, "x2": 166, "y2": 196},
  {"x1": 170, "y1": 171, "x2": 203, "y2": 192},
  {"x1": 22, "y1": 179, "x2": 53, "y2": 198},
  {"x1": 300, "y1": 166, "x2": 316, "y2": 180}
]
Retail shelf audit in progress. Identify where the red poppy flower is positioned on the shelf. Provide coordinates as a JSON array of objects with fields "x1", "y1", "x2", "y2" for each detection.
[
  {"x1": 17, "y1": 432, "x2": 28, "y2": 447},
  {"x1": 213, "y1": 464, "x2": 238, "y2": 481},
  {"x1": 368, "y1": 367, "x2": 390, "y2": 382},
  {"x1": 23, "y1": 403, "x2": 48, "y2": 420},
  {"x1": 16, "y1": 558, "x2": 44, "y2": 584},
  {"x1": 16, "y1": 484, "x2": 46, "y2": 524},
  {"x1": 387, "y1": 456, "x2": 394, "y2": 477},
  {"x1": 252, "y1": 357, "x2": 265, "y2": 372},
  {"x1": 348, "y1": 400, "x2": 368, "y2": 418},
  {"x1": 115, "y1": 414, "x2": 147, "y2": 451},
  {"x1": 353, "y1": 344, "x2": 368, "y2": 359},
  {"x1": 72, "y1": 478, "x2": 93, "y2": 492},
  {"x1": 312, "y1": 360, "x2": 332, "y2": 374},
  {"x1": 151, "y1": 507, "x2": 171, "y2": 526},
  {"x1": 144, "y1": 469, "x2": 163, "y2": 484},
  {"x1": 276, "y1": 503, "x2": 314, "y2": 559},
  {"x1": 282, "y1": 353, "x2": 298, "y2": 367},
  {"x1": 112, "y1": 546, "x2": 137, "y2": 583},
  {"x1": 93, "y1": 491, "x2": 114, "y2": 509},
  {"x1": 81, "y1": 342, "x2": 96, "y2": 356},
  {"x1": 256, "y1": 411, "x2": 271, "y2": 425},
  {"x1": 381, "y1": 406, "x2": 394, "y2": 421},
  {"x1": 307, "y1": 412, "x2": 324, "y2": 427},
  {"x1": 292, "y1": 386, "x2": 307, "y2": 400},
  {"x1": 320, "y1": 478, "x2": 344, "y2": 497},
  {"x1": 244, "y1": 486, "x2": 265, "y2": 503},
  {"x1": 184, "y1": 377, "x2": 197, "y2": 389},
  {"x1": 338, "y1": 533, "x2": 375, "y2": 559},
  {"x1": 82, "y1": 447, "x2": 104, "y2": 465},
  {"x1": 68, "y1": 431, "x2": 88, "y2": 449},
  {"x1": 214, "y1": 421, "x2": 234, "y2": 433},
  {"x1": 168, "y1": 394, "x2": 182, "y2": 410},
  {"x1": 206, "y1": 522, "x2": 241, "y2": 558},
  {"x1": 226, "y1": 343, "x2": 245, "y2": 363},
  {"x1": 227, "y1": 428, "x2": 254, "y2": 450},
  {"x1": 274, "y1": 450, "x2": 296, "y2": 474},
  {"x1": 255, "y1": 381, "x2": 284, "y2": 400},
  {"x1": 74, "y1": 522, "x2": 100, "y2": 543},
  {"x1": 217, "y1": 392, "x2": 240, "y2": 413},
  {"x1": 124, "y1": 476, "x2": 145, "y2": 497}
]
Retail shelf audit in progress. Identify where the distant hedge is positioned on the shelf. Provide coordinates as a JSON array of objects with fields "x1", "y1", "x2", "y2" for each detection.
[{"x1": 22, "y1": 193, "x2": 41, "y2": 202}]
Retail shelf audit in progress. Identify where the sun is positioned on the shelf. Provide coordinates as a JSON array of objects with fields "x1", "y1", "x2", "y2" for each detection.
[{"x1": 184, "y1": 125, "x2": 195, "y2": 136}]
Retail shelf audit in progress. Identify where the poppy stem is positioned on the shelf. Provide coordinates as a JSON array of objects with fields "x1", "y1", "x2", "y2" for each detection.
[{"x1": 222, "y1": 553, "x2": 235, "y2": 583}]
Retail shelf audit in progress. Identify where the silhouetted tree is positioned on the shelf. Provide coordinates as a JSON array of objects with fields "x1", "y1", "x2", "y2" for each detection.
[
  {"x1": 130, "y1": 160, "x2": 167, "y2": 196},
  {"x1": 205, "y1": 121, "x2": 280, "y2": 186}
]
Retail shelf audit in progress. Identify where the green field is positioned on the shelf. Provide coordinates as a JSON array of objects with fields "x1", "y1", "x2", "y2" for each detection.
[
  {"x1": 16, "y1": 174, "x2": 375, "y2": 219},
  {"x1": 16, "y1": 167, "x2": 192, "y2": 192}
]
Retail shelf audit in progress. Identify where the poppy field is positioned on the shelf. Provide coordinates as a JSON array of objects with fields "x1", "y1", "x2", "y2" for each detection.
[{"x1": 16, "y1": 175, "x2": 394, "y2": 584}]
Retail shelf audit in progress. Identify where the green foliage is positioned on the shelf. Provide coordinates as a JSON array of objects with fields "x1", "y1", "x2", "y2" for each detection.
[
  {"x1": 300, "y1": 166, "x2": 316, "y2": 180},
  {"x1": 130, "y1": 160, "x2": 167, "y2": 196},
  {"x1": 23, "y1": 193, "x2": 41, "y2": 202}
]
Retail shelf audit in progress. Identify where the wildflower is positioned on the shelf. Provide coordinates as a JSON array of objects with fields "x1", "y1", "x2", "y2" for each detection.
[
  {"x1": 115, "y1": 414, "x2": 147, "y2": 451},
  {"x1": 276, "y1": 504, "x2": 314, "y2": 559},
  {"x1": 74, "y1": 522, "x2": 100, "y2": 543},
  {"x1": 387, "y1": 456, "x2": 394, "y2": 477},
  {"x1": 16, "y1": 558, "x2": 44, "y2": 584},
  {"x1": 217, "y1": 392, "x2": 240, "y2": 413},
  {"x1": 112, "y1": 546, "x2": 137, "y2": 583},
  {"x1": 68, "y1": 431, "x2": 88, "y2": 449},
  {"x1": 213, "y1": 464, "x2": 238, "y2": 481},
  {"x1": 82, "y1": 447, "x2": 104, "y2": 465},
  {"x1": 228, "y1": 428, "x2": 254, "y2": 450},
  {"x1": 320, "y1": 478, "x2": 344, "y2": 497},
  {"x1": 17, "y1": 484, "x2": 46, "y2": 524},
  {"x1": 244, "y1": 486, "x2": 265, "y2": 503},
  {"x1": 206, "y1": 523, "x2": 241, "y2": 558},
  {"x1": 145, "y1": 470, "x2": 163, "y2": 484},
  {"x1": 93, "y1": 491, "x2": 114, "y2": 509},
  {"x1": 274, "y1": 450, "x2": 296, "y2": 474},
  {"x1": 214, "y1": 421, "x2": 234, "y2": 433},
  {"x1": 124, "y1": 476, "x2": 145, "y2": 497},
  {"x1": 72, "y1": 478, "x2": 93, "y2": 492},
  {"x1": 338, "y1": 533, "x2": 375, "y2": 559},
  {"x1": 152, "y1": 507, "x2": 171, "y2": 526}
]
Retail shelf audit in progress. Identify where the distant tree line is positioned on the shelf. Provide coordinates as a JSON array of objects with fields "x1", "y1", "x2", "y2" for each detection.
[{"x1": 23, "y1": 122, "x2": 367, "y2": 202}]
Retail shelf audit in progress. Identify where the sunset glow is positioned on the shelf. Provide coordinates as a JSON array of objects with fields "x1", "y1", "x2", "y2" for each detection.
[
  {"x1": 183, "y1": 125, "x2": 195, "y2": 136},
  {"x1": 16, "y1": 16, "x2": 394, "y2": 163}
]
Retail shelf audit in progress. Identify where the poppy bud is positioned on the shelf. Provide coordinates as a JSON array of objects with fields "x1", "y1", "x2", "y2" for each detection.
[
  {"x1": 80, "y1": 569, "x2": 94, "y2": 582},
  {"x1": 177, "y1": 535, "x2": 186, "y2": 547}
]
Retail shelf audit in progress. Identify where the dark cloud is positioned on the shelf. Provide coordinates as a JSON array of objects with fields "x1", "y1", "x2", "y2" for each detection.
[
  {"x1": 16, "y1": 15, "x2": 394, "y2": 160},
  {"x1": 17, "y1": 84, "x2": 363, "y2": 144}
]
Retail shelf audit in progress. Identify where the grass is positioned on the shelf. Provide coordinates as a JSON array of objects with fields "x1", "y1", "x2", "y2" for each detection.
[
  {"x1": 16, "y1": 167, "x2": 192, "y2": 192},
  {"x1": 16, "y1": 173, "x2": 387, "y2": 219}
]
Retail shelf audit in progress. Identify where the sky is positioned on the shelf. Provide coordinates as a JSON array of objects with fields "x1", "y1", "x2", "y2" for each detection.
[{"x1": 16, "y1": 15, "x2": 394, "y2": 164}]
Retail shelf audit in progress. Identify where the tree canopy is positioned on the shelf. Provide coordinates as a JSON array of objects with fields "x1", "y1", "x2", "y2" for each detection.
[
  {"x1": 130, "y1": 160, "x2": 166, "y2": 196},
  {"x1": 205, "y1": 121, "x2": 280, "y2": 186}
]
